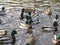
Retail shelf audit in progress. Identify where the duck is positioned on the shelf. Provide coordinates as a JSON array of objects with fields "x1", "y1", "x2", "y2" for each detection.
[
  {"x1": 0, "y1": 7, "x2": 5, "y2": 16},
  {"x1": 28, "y1": 34, "x2": 35, "y2": 45},
  {"x1": 45, "y1": 8, "x2": 52, "y2": 16}
]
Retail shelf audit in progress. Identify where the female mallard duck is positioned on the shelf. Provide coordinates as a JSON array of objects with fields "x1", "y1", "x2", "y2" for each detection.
[
  {"x1": 45, "y1": 8, "x2": 52, "y2": 15},
  {"x1": 28, "y1": 34, "x2": 35, "y2": 45}
]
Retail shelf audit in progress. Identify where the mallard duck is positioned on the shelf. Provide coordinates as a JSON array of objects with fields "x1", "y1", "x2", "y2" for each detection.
[
  {"x1": 2, "y1": 7, "x2": 5, "y2": 12},
  {"x1": 45, "y1": 8, "x2": 52, "y2": 15},
  {"x1": 53, "y1": 34, "x2": 60, "y2": 45},
  {"x1": 28, "y1": 34, "x2": 35, "y2": 44}
]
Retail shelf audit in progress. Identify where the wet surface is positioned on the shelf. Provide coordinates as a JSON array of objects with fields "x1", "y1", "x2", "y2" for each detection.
[{"x1": 0, "y1": 0, "x2": 60, "y2": 45}]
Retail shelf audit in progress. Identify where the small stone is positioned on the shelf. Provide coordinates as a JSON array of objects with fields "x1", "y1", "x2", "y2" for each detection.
[
  {"x1": 26, "y1": 15, "x2": 30, "y2": 20},
  {"x1": 29, "y1": 11, "x2": 31, "y2": 16}
]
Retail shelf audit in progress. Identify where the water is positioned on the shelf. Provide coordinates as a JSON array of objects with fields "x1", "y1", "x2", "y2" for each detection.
[{"x1": 0, "y1": 0, "x2": 60, "y2": 45}]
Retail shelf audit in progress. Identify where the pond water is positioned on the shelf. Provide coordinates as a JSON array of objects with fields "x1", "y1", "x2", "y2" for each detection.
[{"x1": 0, "y1": 0, "x2": 60, "y2": 45}]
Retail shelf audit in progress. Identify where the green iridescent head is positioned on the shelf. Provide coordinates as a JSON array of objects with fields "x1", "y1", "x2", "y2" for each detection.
[{"x1": 25, "y1": 43, "x2": 30, "y2": 45}]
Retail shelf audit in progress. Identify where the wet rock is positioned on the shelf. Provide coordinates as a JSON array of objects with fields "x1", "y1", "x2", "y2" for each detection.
[
  {"x1": 22, "y1": 8, "x2": 25, "y2": 13},
  {"x1": 25, "y1": 43, "x2": 30, "y2": 45}
]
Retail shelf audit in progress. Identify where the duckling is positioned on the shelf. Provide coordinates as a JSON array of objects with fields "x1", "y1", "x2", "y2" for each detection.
[
  {"x1": 22, "y1": 8, "x2": 24, "y2": 13},
  {"x1": 29, "y1": 11, "x2": 31, "y2": 16}
]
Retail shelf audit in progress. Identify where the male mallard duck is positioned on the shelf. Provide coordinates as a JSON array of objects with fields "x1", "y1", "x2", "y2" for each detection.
[
  {"x1": 2, "y1": 7, "x2": 5, "y2": 12},
  {"x1": 55, "y1": 14, "x2": 59, "y2": 20},
  {"x1": 11, "y1": 30, "x2": 17, "y2": 37},
  {"x1": 53, "y1": 34, "x2": 60, "y2": 45},
  {"x1": 19, "y1": 13, "x2": 24, "y2": 20},
  {"x1": 25, "y1": 43, "x2": 30, "y2": 45}
]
